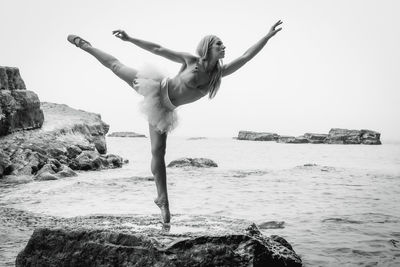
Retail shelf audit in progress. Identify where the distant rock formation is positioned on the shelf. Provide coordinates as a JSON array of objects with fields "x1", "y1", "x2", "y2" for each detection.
[
  {"x1": 325, "y1": 128, "x2": 381, "y2": 145},
  {"x1": 0, "y1": 66, "x2": 44, "y2": 136},
  {"x1": 16, "y1": 223, "x2": 302, "y2": 267},
  {"x1": 187, "y1": 137, "x2": 207, "y2": 140},
  {"x1": 238, "y1": 129, "x2": 381, "y2": 145},
  {"x1": 108, "y1": 131, "x2": 146, "y2": 138},
  {"x1": 0, "y1": 102, "x2": 126, "y2": 179},
  {"x1": 167, "y1": 157, "x2": 218, "y2": 168},
  {"x1": 238, "y1": 131, "x2": 279, "y2": 141}
]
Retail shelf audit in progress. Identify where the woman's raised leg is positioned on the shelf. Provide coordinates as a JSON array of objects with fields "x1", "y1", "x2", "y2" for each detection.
[
  {"x1": 68, "y1": 35, "x2": 138, "y2": 88},
  {"x1": 148, "y1": 124, "x2": 170, "y2": 223}
]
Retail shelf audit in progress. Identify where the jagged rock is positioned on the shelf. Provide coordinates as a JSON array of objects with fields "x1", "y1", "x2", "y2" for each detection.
[
  {"x1": 108, "y1": 131, "x2": 146, "y2": 138},
  {"x1": 239, "y1": 129, "x2": 381, "y2": 145},
  {"x1": 238, "y1": 131, "x2": 279, "y2": 141},
  {"x1": 16, "y1": 224, "x2": 302, "y2": 267},
  {"x1": 168, "y1": 157, "x2": 218, "y2": 168},
  {"x1": 325, "y1": 128, "x2": 381, "y2": 145},
  {"x1": 0, "y1": 102, "x2": 126, "y2": 178}
]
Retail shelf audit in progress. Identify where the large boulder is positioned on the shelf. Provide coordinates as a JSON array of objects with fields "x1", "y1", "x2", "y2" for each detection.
[
  {"x1": 168, "y1": 157, "x2": 218, "y2": 168},
  {"x1": 0, "y1": 66, "x2": 44, "y2": 136},
  {"x1": 237, "y1": 131, "x2": 279, "y2": 141},
  {"x1": 16, "y1": 223, "x2": 302, "y2": 267}
]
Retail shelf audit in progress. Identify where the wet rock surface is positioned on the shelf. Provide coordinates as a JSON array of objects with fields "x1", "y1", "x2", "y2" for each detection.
[
  {"x1": 1, "y1": 208, "x2": 302, "y2": 267},
  {"x1": 0, "y1": 102, "x2": 125, "y2": 178},
  {"x1": 167, "y1": 157, "x2": 218, "y2": 168},
  {"x1": 238, "y1": 128, "x2": 381, "y2": 145}
]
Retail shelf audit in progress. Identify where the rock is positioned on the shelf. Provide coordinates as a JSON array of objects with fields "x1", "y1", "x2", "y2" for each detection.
[
  {"x1": 187, "y1": 137, "x2": 207, "y2": 140},
  {"x1": 56, "y1": 165, "x2": 77, "y2": 178},
  {"x1": 0, "y1": 66, "x2": 26, "y2": 90},
  {"x1": 0, "y1": 102, "x2": 127, "y2": 178},
  {"x1": 34, "y1": 172, "x2": 58, "y2": 181},
  {"x1": 108, "y1": 131, "x2": 146, "y2": 138},
  {"x1": 66, "y1": 145, "x2": 82, "y2": 159},
  {"x1": 325, "y1": 128, "x2": 381, "y2": 145},
  {"x1": 16, "y1": 224, "x2": 302, "y2": 267},
  {"x1": 168, "y1": 157, "x2": 218, "y2": 168},
  {"x1": 278, "y1": 135, "x2": 309, "y2": 144},
  {"x1": 303, "y1": 133, "x2": 328, "y2": 144},
  {"x1": 360, "y1": 129, "x2": 381, "y2": 145},
  {"x1": 0, "y1": 90, "x2": 44, "y2": 136},
  {"x1": 237, "y1": 131, "x2": 279, "y2": 141},
  {"x1": 0, "y1": 67, "x2": 43, "y2": 136},
  {"x1": 258, "y1": 221, "x2": 285, "y2": 229}
]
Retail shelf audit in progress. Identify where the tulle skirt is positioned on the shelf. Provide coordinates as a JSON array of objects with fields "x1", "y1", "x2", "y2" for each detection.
[{"x1": 133, "y1": 68, "x2": 178, "y2": 133}]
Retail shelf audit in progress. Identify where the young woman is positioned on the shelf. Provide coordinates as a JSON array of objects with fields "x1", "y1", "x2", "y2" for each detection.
[{"x1": 67, "y1": 20, "x2": 282, "y2": 223}]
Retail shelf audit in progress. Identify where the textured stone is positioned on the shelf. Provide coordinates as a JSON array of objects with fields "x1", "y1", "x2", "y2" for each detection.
[
  {"x1": 16, "y1": 224, "x2": 302, "y2": 267},
  {"x1": 0, "y1": 102, "x2": 126, "y2": 178},
  {"x1": 168, "y1": 157, "x2": 218, "y2": 168}
]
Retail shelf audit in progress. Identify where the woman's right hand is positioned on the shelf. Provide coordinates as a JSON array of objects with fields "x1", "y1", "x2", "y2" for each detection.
[{"x1": 112, "y1": 30, "x2": 130, "y2": 41}]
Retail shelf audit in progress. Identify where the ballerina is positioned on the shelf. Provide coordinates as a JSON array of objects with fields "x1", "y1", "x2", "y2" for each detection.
[{"x1": 67, "y1": 20, "x2": 282, "y2": 223}]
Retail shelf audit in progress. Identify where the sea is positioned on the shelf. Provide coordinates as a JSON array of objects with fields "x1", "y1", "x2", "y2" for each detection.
[{"x1": 1, "y1": 136, "x2": 400, "y2": 266}]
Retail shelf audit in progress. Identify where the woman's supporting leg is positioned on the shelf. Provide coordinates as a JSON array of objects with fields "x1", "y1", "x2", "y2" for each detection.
[
  {"x1": 68, "y1": 35, "x2": 138, "y2": 87},
  {"x1": 149, "y1": 124, "x2": 171, "y2": 223}
]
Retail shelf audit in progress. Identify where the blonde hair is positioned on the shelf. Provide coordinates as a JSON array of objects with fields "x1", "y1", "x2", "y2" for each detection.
[{"x1": 196, "y1": 35, "x2": 223, "y2": 99}]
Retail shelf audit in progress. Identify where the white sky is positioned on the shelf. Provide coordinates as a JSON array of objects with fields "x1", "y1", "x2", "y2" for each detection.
[{"x1": 2, "y1": 0, "x2": 399, "y2": 140}]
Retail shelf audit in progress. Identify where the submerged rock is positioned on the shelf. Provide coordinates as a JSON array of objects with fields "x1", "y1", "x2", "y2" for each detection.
[
  {"x1": 16, "y1": 223, "x2": 302, "y2": 267},
  {"x1": 167, "y1": 157, "x2": 218, "y2": 168},
  {"x1": 108, "y1": 131, "x2": 146, "y2": 138}
]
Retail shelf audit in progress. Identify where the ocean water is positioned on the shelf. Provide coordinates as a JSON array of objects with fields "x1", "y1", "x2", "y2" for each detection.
[{"x1": 1, "y1": 137, "x2": 400, "y2": 266}]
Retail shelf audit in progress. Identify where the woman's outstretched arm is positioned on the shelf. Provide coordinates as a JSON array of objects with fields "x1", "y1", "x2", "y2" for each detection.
[
  {"x1": 222, "y1": 20, "x2": 282, "y2": 77},
  {"x1": 113, "y1": 30, "x2": 194, "y2": 64}
]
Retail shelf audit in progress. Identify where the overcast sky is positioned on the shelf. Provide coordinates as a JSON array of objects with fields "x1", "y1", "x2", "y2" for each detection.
[{"x1": 2, "y1": 0, "x2": 399, "y2": 140}]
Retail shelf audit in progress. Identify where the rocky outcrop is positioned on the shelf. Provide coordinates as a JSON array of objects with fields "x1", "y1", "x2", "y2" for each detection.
[
  {"x1": 325, "y1": 128, "x2": 381, "y2": 145},
  {"x1": 239, "y1": 129, "x2": 381, "y2": 145},
  {"x1": 0, "y1": 102, "x2": 125, "y2": 178},
  {"x1": 108, "y1": 131, "x2": 146, "y2": 138},
  {"x1": 238, "y1": 131, "x2": 279, "y2": 141},
  {"x1": 16, "y1": 223, "x2": 302, "y2": 267},
  {"x1": 0, "y1": 66, "x2": 44, "y2": 136},
  {"x1": 167, "y1": 157, "x2": 218, "y2": 168}
]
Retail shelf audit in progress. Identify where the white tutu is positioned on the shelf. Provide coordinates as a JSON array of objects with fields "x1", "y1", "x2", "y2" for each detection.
[{"x1": 133, "y1": 67, "x2": 178, "y2": 133}]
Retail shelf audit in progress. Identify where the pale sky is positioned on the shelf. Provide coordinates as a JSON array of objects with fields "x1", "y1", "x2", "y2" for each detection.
[{"x1": 2, "y1": 0, "x2": 399, "y2": 141}]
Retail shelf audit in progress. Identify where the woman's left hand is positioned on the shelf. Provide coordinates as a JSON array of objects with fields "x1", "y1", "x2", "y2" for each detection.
[{"x1": 267, "y1": 20, "x2": 283, "y2": 38}]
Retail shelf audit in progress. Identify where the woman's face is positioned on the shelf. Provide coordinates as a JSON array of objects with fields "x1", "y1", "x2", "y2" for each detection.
[{"x1": 209, "y1": 38, "x2": 225, "y2": 59}]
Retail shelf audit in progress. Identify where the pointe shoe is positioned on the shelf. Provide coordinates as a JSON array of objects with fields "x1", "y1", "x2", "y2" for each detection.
[
  {"x1": 154, "y1": 198, "x2": 171, "y2": 223},
  {"x1": 67, "y1": 34, "x2": 91, "y2": 48}
]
